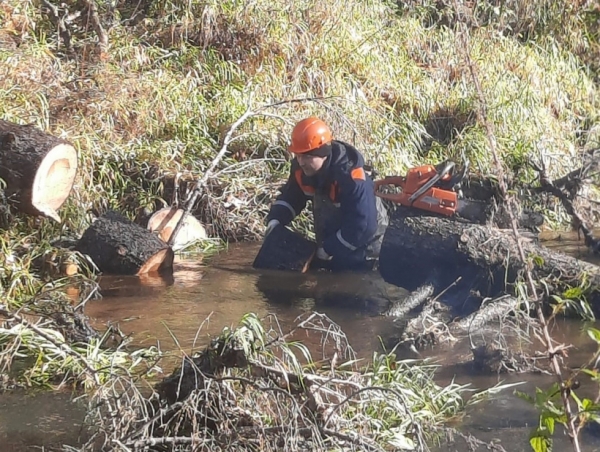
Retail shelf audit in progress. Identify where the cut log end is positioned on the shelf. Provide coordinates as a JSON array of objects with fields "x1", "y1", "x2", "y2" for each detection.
[
  {"x1": 31, "y1": 143, "x2": 78, "y2": 221},
  {"x1": 0, "y1": 120, "x2": 78, "y2": 221},
  {"x1": 137, "y1": 248, "x2": 175, "y2": 275},
  {"x1": 147, "y1": 207, "x2": 207, "y2": 251}
]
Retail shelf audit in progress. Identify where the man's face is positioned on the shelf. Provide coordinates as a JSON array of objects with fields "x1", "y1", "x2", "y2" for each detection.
[{"x1": 296, "y1": 154, "x2": 327, "y2": 176}]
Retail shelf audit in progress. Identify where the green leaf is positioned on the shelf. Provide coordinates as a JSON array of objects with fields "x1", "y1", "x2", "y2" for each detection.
[
  {"x1": 563, "y1": 287, "x2": 583, "y2": 299},
  {"x1": 587, "y1": 328, "x2": 600, "y2": 344},
  {"x1": 530, "y1": 433, "x2": 551, "y2": 452},
  {"x1": 582, "y1": 368, "x2": 600, "y2": 381},
  {"x1": 541, "y1": 413, "x2": 555, "y2": 435},
  {"x1": 515, "y1": 390, "x2": 535, "y2": 405},
  {"x1": 532, "y1": 255, "x2": 545, "y2": 267}
]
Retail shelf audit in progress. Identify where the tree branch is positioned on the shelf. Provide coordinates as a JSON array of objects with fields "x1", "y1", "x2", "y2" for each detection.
[
  {"x1": 81, "y1": 0, "x2": 109, "y2": 53},
  {"x1": 41, "y1": 0, "x2": 73, "y2": 54},
  {"x1": 530, "y1": 160, "x2": 600, "y2": 254}
]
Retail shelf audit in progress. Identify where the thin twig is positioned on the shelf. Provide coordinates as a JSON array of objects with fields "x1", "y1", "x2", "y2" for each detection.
[
  {"x1": 0, "y1": 308, "x2": 100, "y2": 386},
  {"x1": 453, "y1": 2, "x2": 582, "y2": 449},
  {"x1": 41, "y1": 0, "x2": 73, "y2": 53},
  {"x1": 80, "y1": 0, "x2": 109, "y2": 52}
]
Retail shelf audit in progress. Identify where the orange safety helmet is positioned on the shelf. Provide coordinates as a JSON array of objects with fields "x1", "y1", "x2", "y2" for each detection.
[{"x1": 288, "y1": 117, "x2": 333, "y2": 154}]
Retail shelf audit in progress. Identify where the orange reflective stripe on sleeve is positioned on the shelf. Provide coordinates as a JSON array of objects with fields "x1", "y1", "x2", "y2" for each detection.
[
  {"x1": 295, "y1": 169, "x2": 315, "y2": 196},
  {"x1": 351, "y1": 167, "x2": 366, "y2": 181},
  {"x1": 329, "y1": 181, "x2": 338, "y2": 202}
]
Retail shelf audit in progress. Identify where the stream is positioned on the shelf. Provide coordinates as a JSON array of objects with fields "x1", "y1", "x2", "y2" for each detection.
[{"x1": 1, "y1": 231, "x2": 600, "y2": 451}]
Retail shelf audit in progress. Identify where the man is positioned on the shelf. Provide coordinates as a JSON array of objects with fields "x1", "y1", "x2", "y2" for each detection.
[{"x1": 265, "y1": 117, "x2": 388, "y2": 271}]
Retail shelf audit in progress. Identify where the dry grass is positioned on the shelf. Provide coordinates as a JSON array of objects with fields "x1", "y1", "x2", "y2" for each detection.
[
  {"x1": 0, "y1": 0, "x2": 598, "y2": 241},
  {"x1": 81, "y1": 312, "x2": 470, "y2": 451}
]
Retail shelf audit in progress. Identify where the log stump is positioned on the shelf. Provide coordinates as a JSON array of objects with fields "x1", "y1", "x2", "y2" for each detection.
[
  {"x1": 253, "y1": 224, "x2": 316, "y2": 272},
  {"x1": 0, "y1": 119, "x2": 78, "y2": 222},
  {"x1": 147, "y1": 207, "x2": 207, "y2": 251},
  {"x1": 77, "y1": 211, "x2": 174, "y2": 275}
]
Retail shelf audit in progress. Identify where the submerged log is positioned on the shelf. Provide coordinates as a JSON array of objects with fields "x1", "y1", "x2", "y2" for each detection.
[
  {"x1": 77, "y1": 211, "x2": 174, "y2": 275},
  {"x1": 471, "y1": 343, "x2": 539, "y2": 374},
  {"x1": 0, "y1": 119, "x2": 78, "y2": 222},
  {"x1": 384, "y1": 282, "x2": 434, "y2": 318},
  {"x1": 379, "y1": 207, "x2": 600, "y2": 305},
  {"x1": 253, "y1": 224, "x2": 316, "y2": 272}
]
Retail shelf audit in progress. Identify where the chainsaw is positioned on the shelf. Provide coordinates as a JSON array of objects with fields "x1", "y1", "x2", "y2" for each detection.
[{"x1": 374, "y1": 160, "x2": 487, "y2": 222}]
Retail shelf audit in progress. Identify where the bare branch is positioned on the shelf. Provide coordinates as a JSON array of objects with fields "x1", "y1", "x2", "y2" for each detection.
[
  {"x1": 80, "y1": 0, "x2": 109, "y2": 53},
  {"x1": 41, "y1": 0, "x2": 73, "y2": 54},
  {"x1": 533, "y1": 165, "x2": 599, "y2": 254},
  {"x1": 453, "y1": 1, "x2": 584, "y2": 449}
]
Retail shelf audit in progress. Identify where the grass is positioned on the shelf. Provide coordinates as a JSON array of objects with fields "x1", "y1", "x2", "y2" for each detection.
[
  {"x1": 0, "y1": 0, "x2": 599, "y2": 446},
  {"x1": 0, "y1": 320, "x2": 162, "y2": 390},
  {"x1": 83, "y1": 312, "x2": 472, "y2": 451},
  {"x1": 1, "y1": 0, "x2": 598, "y2": 240}
]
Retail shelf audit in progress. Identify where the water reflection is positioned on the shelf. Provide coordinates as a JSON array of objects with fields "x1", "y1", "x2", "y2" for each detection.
[
  {"x1": 0, "y1": 391, "x2": 86, "y2": 451},
  {"x1": 253, "y1": 268, "x2": 407, "y2": 314},
  {"x1": 539, "y1": 229, "x2": 600, "y2": 266},
  {"x1": 84, "y1": 243, "x2": 400, "y2": 359}
]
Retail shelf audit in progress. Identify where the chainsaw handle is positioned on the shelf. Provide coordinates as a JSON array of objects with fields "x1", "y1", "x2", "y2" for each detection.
[
  {"x1": 374, "y1": 176, "x2": 409, "y2": 204},
  {"x1": 407, "y1": 161, "x2": 455, "y2": 204},
  {"x1": 374, "y1": 176, "x2": 407, "y2": 203}
]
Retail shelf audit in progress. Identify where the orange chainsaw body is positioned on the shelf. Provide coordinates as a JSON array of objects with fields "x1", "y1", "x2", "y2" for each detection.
[{"x1": 374, "y1": 164, "x2": 458, "y2": 216}]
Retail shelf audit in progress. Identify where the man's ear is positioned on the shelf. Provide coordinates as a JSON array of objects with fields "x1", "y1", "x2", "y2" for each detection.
[{"x1": 364, "y1": 163, "x2": 377, "y2": 179}]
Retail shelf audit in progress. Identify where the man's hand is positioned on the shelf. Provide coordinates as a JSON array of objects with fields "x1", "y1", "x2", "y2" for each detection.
[
  {"x1": 316, "y1": 247, "x2": 332, "y2": 261},
  {"x1": 264, "y1": 219, "x2": 280, "y2": 237}
]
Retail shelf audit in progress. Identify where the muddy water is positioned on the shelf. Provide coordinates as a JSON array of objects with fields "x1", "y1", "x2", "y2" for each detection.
[
  {"x1": 2, "y1": 232, "x2": 600, "y2": 451},
  {"x1": 84, "y1": 243, "x2": 402, "y2": 357}
]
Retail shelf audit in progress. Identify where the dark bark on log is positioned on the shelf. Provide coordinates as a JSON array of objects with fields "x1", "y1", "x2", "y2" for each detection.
[
  {"x1": 379, "y1": 207, "x2": 600, "y2": 309},
  {"x1": 0, "y1": 119, "x2": 77, "y2": 221},
  {"x1": 76, "y1": 211, "x2": 174, "y2": 275},
  {"x1": 253, "y1": 224, "x2": 316, "y2": 272}
]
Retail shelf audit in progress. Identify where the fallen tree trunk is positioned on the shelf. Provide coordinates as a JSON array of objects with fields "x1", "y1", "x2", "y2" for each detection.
[
  {"x1": 379, "y1": 207, "x2": 600, "y2": 310},
  {"x1": 0, "y1": 119, "x2": 78, "y2": 222},
  {"x1": 253, "y1": 224, "x2": 316, "y2": 272},
  {"x1": 77, "y1": 211, "x2": 174, "y2": 275}
]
